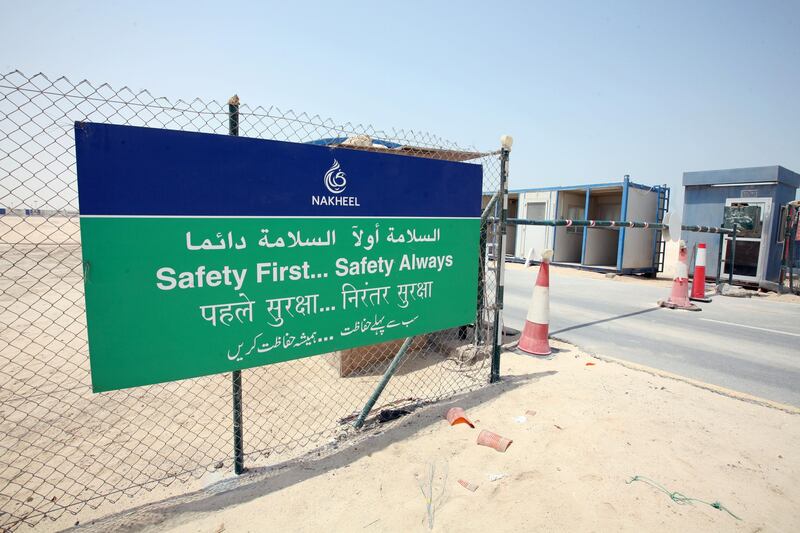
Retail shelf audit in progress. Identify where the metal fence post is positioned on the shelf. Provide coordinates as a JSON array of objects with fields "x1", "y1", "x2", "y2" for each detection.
[
  {"x1": 491, "y1": 136, "x2": 512, "y2": 383},
  {"x1": 228, "y1": 95, "x2": 245, "y2": 475},
  {"x1": 475, "y1": 225, "x2": 488, "y2": 346},
  {"x1": 716, "y1": 232, "x2": 724, "y2": 285},
  {"x1": 475, "y1": 192, "x2": 499, "y2": 347},
  {"x1": 728, "y1": 223, "x2": 737, "y2": 285},
  {"x1": 790, "y1": 217, "x2": 796, "y2": 294},
  {"x1": 790, "y1": 211, "x2": 797, "y2": 294}
]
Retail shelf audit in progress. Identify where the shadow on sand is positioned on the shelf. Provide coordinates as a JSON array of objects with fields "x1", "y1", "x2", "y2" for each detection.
[{"x1": 74, "y1": 370, "x2": 558, "y2": 532}]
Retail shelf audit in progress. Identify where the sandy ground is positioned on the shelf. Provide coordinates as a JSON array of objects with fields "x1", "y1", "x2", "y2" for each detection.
[
  {"x1": 76, "y1": 339, "x2": 800, "y2": 533},
  {"x1": 759, "y1": 290, "x2": 800, "y2": 304}
]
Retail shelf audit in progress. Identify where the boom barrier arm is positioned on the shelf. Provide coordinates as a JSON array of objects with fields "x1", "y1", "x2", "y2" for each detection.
[
  {"x1": 500, "y1": 218, "x2": 736, "y2": 235},
  {"x1": 493, "y1": 216, "x2": 738, "y2": 284}
]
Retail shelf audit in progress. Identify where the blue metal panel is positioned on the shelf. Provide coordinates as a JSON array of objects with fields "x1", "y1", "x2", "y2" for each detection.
[
  {"x1": 616, "y1": 176, "x2": 629, "y2": 270},
  {"x1": 777, "y1": 166, "x2": 800, "y2": 188},
  {"x1": 76, "y1": 122, "x2": 482, "y2": 218}
]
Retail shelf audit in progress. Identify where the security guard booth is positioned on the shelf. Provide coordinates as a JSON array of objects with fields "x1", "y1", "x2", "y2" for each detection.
[{"x1": 682, "y1": 165, "x2": 800, "y2": 285}]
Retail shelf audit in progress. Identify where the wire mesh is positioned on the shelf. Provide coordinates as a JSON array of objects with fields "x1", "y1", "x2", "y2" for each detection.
[{"x1": 0, "y1": 70, "x2": 502, "y2": 530}]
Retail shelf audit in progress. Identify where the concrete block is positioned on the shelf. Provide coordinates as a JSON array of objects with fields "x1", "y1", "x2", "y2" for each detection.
[{"x1": 716, "y1": 283, "x2": 751, "y2": 298}]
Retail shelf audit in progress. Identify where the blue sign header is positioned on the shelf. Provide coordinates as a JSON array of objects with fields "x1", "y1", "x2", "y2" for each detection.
[{"x1": 75, "y1": 123, "x2": 483, "y2": 218}]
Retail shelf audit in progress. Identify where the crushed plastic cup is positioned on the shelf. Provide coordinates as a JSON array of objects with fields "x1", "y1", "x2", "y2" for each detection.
[
  {"x1": 446, "y1": 407, "x2": 475, "y2": 428},
  {"x1": 477, "y1": 430, "x2": 513, "y2": 452},
  {"x1": 457, "y1": 479, "x2": 479, "y2": 492}
]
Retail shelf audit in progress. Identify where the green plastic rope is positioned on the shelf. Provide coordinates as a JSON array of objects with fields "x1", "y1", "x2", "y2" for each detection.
[{"x1": 626, "y1": 475, "x2": 742, "y2": 521}]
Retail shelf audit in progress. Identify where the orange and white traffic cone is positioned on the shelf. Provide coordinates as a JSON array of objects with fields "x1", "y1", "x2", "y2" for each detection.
[
  {"x1": 518, "y1": 249, "x2": 552, "y2": 356},
  {"x1": 690, "y1": 243, "x2": 712, "y2": 302},
  {"x1": 658, "y1": 241, "x2": 700, "y2": 311}
]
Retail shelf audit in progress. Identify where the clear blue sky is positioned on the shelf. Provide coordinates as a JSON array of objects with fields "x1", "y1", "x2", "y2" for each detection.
[{"x1": 1, "y1": 0, "x2": 798, "y2": 202}]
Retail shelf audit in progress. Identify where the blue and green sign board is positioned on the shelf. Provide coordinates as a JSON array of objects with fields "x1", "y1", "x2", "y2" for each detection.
[{"x1": 75, "y1": 123, "x2": 482, "y2": 392}]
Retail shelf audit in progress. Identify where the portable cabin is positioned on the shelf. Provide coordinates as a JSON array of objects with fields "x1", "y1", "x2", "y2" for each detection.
[
  {"x1": 486, "y1": 177, "x2": 669, "y2": 275},
  {"x1": 682, "y1": 165, "x2": 800, "y2": 286}
]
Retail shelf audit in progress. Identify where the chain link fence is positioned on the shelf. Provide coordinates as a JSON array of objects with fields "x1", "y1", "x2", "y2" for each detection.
[{"x1": 0, "y1": 70, "x2": 503, "y2": 530}]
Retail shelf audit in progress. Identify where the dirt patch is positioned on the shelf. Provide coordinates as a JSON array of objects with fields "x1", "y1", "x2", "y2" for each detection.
[{"x1": 92, "y1": 340, "x2": 799, "y2": 532}]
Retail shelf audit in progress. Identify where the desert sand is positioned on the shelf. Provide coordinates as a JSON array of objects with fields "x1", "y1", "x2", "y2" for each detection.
[{"x1": 77, "y1": 340, "x2": 800, "y2": 533}]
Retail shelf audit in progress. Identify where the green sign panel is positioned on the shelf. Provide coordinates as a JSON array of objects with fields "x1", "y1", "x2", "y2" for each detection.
[{"x1": 75, "y1": 123, "x2": 482, "y2": 392}]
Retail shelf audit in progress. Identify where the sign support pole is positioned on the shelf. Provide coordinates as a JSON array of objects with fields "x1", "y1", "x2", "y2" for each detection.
[
  {"x1": 228, "y1": 95, "x2": 245, "y2": 475},
  {"x1": 491, "y1": 140, "x2": 511, "y2": 383},
  {"x1": 352, "y1": 337, "x2": 414, "y2": 429}
]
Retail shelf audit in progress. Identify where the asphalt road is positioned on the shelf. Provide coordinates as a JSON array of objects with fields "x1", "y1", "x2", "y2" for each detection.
[{"x1": 502, "y1": 266, "x2": 800, "y2": 407}]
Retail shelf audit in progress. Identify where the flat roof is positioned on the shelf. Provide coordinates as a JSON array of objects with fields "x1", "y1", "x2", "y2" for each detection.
[
  {"x1": 508, "y1": 181, "x2": 624, "y2": 193},
  {"x1": 483, "y1": 179, "x2": 664, "y2": 195},
  {"x1": 682, "y1": 165, "x2": 800, "y2": 188}
]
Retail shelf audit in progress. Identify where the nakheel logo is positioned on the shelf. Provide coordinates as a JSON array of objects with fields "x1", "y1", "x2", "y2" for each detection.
[
  {"x1": 312, "y1": 158, "x2": 361, "y2": 207},
  {"x1": 324, "y1": 159, "x2": 347, "y2": 194}
]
